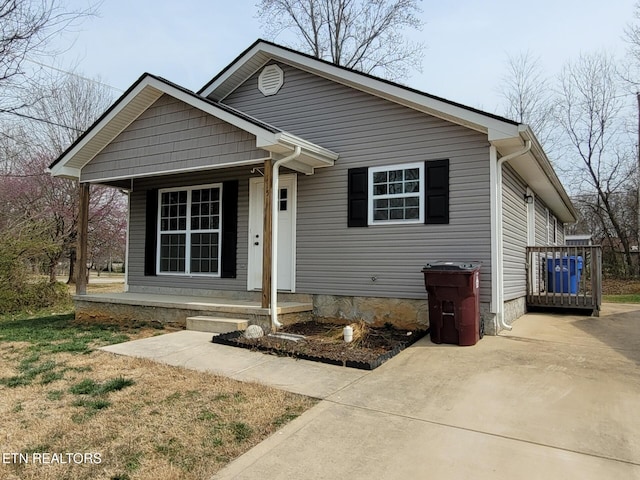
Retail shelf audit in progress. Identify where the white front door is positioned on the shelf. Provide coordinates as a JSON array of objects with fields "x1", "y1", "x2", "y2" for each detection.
[{"x1": 248, "y1": 175, "x2": 296, "y2": 291}]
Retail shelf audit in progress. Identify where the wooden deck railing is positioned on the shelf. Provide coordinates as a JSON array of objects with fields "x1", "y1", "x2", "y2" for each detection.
[{"x1": 526, "y1": 245, "x2": 602, "y2": 316}]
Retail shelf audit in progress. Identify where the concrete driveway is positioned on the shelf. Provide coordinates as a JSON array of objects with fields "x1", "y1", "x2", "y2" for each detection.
[{"x1": 213, "y1": 304, "x2": 640, "y2": 479}]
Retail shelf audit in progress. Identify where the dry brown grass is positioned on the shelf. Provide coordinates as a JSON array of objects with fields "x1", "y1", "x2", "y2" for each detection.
[
  {"x1": 602, "y1": 277, "x2": 640, "y2": 295},
  {"x1": 0, "y1": 316, "x2": 316, "y2": 479}
]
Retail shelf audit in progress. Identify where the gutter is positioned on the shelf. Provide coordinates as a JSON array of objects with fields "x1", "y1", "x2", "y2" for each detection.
[
  {"x1": 271, "y1": 146, "x2": 302, "y2": 330},
  {"x1": 490, "y1": 140, "x2": 532, "y2": 333}
]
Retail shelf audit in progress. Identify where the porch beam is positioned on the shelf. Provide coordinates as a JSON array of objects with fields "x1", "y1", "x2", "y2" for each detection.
[
  {"x1": 261, "y1": 159, "x2": 273, "y2": 309},
  {"x1": 76, "y1": 182, "x2": 90, "y2": 295}
]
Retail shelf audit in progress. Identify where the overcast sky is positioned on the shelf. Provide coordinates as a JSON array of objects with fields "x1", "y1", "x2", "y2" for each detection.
[{"x1": 50, "y1": 0, "x2": 636, "y2": 116}]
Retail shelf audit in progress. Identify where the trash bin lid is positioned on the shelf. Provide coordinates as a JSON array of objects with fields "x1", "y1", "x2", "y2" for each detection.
[{"x1": 422, "y1": 261, "x2": 482, "y2": 271}]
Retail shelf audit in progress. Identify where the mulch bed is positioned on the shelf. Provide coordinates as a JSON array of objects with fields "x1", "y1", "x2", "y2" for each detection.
[{"x1": 212, "y1": 321, "x2": 428, "y2": 370}]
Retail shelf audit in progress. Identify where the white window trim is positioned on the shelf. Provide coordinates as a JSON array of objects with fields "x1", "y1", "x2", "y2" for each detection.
[
  {"x1": 157, "y1": 183, "x2": 223, "y2": 277},
  {"x1": 368, "y1": 162, "x2": 425, "y2": 225}
]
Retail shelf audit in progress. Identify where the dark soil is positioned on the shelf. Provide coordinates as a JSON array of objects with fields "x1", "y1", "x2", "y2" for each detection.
[{"x1": 214, "y1": 321, "x2": 428, "y2": 369}]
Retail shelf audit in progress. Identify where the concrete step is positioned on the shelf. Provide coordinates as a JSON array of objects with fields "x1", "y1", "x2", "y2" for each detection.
[{"x1": 186, "y1": 316, "x2": 248, "y2": 334}]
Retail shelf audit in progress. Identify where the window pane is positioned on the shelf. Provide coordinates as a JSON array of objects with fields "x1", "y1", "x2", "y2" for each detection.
[
  {"x1": 405, "y1": 181, "x2": 419, "y2": 193},
  {"x1": 389, "y1": 182, "x2": 403, "y2": 194},
  {"x1": 389, "y1": 170, "x2": 403, "y2": 181},
  {"x1": 374, "y1": 199, "x2": 388, "y2": 209},
  {"x1": 374, "y1": 209, "x2": 388, "y2": 221},
  {"x1": 406, "y1": 208, "x2": 419, "y2": 219},
  {"x1": 191, "y1": 187, "x2": 220, "y2": 233},
  {"x1": 374, "y1": 184, "x2": 387, "y2": 196},
  {"x1": 390, "y1": 208, "x2": 404, "y2": 220},
  {"x1": 160, "y1": 233, "x2": 186, "y2": 273},
  {"x1": 190, "y1": 232, "x2": 219, "y2": 274},
  {"x1": 406, "y1": 196, "x2": 419, "y2": 207},
  {"x1": 373, "y1": 171, "x2": 387, "y2": 183},
  {"x1": 160, "y1": 190, "x2": 187, "y2": 232},
  {"x1": 390, "y1": 198, "x2": 404, "y2": 208},
  {"x1": 405, "y1": 168, "x2": 419, "y2": 180}
]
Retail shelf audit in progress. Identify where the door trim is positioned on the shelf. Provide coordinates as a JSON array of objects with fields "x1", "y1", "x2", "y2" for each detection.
[{"x1": 247, "y1": 175, "x2": 297, "y2": 292}]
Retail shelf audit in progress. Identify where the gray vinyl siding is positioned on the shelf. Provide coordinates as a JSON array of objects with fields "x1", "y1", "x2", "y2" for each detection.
[
  {"x1": 533, "y1": 196, "x2": 565, "y2": 245},
  {"x1": 127, "y1": 167, "x2": 252, "y2": 292},
  {"x1": 557, "y1": 222, "x2": 565, "y2": 244},
  {"x1": 502, "y1": 165, "x2": 527, "y2": 301},
  {"x1": 223, "y1": 62, "x2": 493, "y2": 302},
  {"x1": 81, "y1": 95, "x2": 268, "y2": 183},
  {"x1": 535, "y1": 197, "x2": 548, "y2": 246}
]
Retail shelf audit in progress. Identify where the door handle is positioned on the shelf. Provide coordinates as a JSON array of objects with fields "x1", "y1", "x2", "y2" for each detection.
[{"x1": 254, "y1": 242, "x2": 259, "y2": 246}]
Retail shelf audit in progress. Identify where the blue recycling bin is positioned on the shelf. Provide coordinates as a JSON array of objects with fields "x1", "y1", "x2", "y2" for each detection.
[{"x1": 546, "y1": 256, "x2": 583, "y2": 294}]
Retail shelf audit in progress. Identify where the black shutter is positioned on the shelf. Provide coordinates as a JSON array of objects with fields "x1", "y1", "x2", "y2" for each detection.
[
  {"x1": 221, "y1": 180, "x2": 238, "y2": 278},
  {"x1": 144, "y1": 189, "x2": 158, "y2": 276},
  {"x1": 425, "y1": 160, "x2": 449, "y2": 224},
  {"x1": 348, "y1": 167, "x2": 368, "y2": 227}
]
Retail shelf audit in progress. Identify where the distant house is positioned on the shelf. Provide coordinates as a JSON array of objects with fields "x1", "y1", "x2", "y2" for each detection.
[
  {"x1": 565, "y1": 234, "x2": 594, "y2": 246},
  {"x1": 49, "y1": 40, "x2": 577, "y2": 335}
]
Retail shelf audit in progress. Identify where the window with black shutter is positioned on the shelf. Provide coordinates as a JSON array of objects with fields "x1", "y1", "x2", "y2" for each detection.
[{"x1": 348, "y1": 160, "x2": 450, "y2": 227}]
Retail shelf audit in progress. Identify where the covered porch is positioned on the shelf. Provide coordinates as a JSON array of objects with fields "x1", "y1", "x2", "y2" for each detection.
[{"x1": 48, "y1": 74, "x2": 338, "y2": 330}]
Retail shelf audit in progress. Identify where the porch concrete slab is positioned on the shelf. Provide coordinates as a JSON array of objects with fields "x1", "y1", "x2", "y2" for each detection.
[
  {"x1": 100, "y1": 331, "x2": 368, "y2": 399},
  {"x1": 213, "y1": 306, "x2": 640, "y2": 479},
  {"x1": 77, "y1": 292, "x2": 313, "y2": 315}
]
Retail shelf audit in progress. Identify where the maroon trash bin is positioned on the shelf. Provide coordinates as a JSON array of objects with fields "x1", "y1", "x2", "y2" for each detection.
[{"x1": 421, "y1": 262, "x2": 482, "y2": 346}]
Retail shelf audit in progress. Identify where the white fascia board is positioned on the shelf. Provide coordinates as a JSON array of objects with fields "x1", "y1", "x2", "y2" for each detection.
[
  {"x1": 200, "y1": 43, "x2": 268, "y2": 98},
  {"x1": 204, "y1": 42, "x2": 521, "y2": 136},
  {"x1": 49, "y1": 164, "x2": 81, "y2": 179},
  {"x1": 277, "y1": 132, "x2": 339, "y2": 162},
  {"x1": 257, "y1": 131, "x2": 338, "y2": 171}
]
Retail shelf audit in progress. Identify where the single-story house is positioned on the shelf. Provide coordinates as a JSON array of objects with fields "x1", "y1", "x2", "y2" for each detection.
[{"x1": 49, "y1": 39, "x2": 578, "y2": 335}]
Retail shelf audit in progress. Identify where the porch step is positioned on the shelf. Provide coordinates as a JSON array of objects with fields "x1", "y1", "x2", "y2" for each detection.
[{"x1": 186, "y1": 316, "x2": 248, "y2": 334}]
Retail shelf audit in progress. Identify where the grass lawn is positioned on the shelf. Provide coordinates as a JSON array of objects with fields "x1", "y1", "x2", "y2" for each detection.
[{"x1": 0, "y1": 304, "x2": 316, "y2": 480}]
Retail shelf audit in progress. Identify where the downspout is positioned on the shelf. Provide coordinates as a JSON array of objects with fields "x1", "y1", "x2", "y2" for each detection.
[
  {"x1": 271, "y1": 146, "x2": 302, "y2": 330},
  {"x1": 490, "y1": 139, "x2": 531, "y2": 333}
]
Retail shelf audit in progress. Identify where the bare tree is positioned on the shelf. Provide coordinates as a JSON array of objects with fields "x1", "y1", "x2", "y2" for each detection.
[
  {"x1": 557, "y1": 51, "x2": 637, "y2": 275},
  {"x1": 498, "y1": 51, "x2": 558, "y2": 153},
  {"x1": 256, "y1": 0, "x2": 424, "y2": 81},
  {"x1": 0, "y1": 69, "x2": 126, "y2": 284},
  {"x1": 0, "y1": 0, "x2": 96, "y2": 112}
]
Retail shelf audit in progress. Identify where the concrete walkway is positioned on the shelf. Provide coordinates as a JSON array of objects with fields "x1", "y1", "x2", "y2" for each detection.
[{"x1": 101, "y1": 304, "x2": 640, "y2": 479}]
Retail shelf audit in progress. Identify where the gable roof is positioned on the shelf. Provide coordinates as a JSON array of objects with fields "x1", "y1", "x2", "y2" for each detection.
[
  {"x1": 199, "y1": 39, "x2": 521, "y2": 142},
  {"x1": 48, "y1": 73, "x2": 338, "y2": 179},
  {"x1": 199, "y1": 39, "x2": 577, "y2": 223}
]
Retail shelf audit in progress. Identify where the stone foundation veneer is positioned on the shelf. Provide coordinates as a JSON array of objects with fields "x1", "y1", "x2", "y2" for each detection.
[
  {"x1": 75, "y1": 289, "x2": 524, "y2": 335},
  {"x1": 312, "y1": 294, "x2": 431, "y2": 330},
  {"x1": 480, "y1": 297, "x2": 527, "y2": 335},
  {"x1": 313, "y1": 294, "x2": 504, "y2": 334}
]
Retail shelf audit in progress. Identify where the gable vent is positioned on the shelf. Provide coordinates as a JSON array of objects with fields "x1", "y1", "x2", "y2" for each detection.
[{"x1": 258, "y1": 64, "x2": 284, "y2": 96}]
